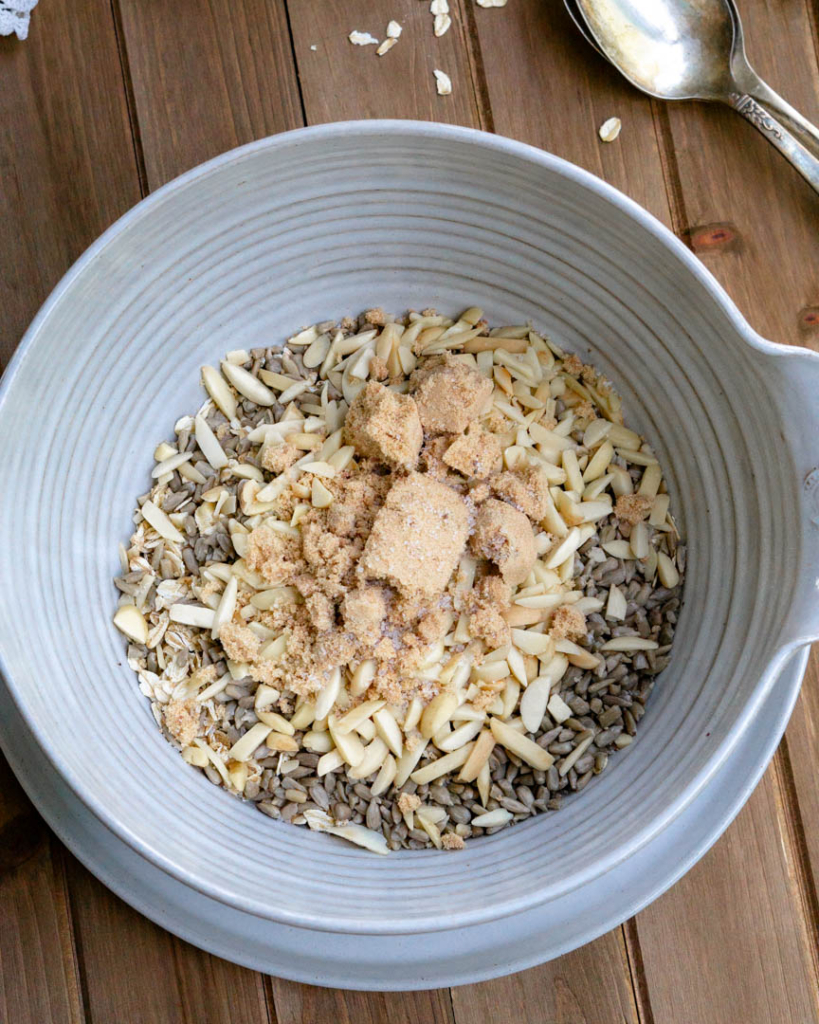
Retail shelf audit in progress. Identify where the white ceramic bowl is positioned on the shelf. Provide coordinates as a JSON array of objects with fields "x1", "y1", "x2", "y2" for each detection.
[{"x1": 1, "y1": 122, "x2": 818, "y2": 938}]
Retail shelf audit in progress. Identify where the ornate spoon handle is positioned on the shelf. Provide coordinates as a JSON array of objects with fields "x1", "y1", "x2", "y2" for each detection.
[{"x1": 727, "y1": 90, "x2": 819, "y2": 196}]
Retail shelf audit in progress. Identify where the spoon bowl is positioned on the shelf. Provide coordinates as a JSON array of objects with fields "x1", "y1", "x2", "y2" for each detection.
[
  {"x1": 575, "y1": 0, "x2": 735, "y2": 99},
  {"x1": 571, "y1": 0, "x2": 819, "y2": 195}
]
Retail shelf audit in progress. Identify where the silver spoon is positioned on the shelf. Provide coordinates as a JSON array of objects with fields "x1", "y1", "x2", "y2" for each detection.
[{"x1": 570, "y1": 0, "x2": 819, "y2": 195}]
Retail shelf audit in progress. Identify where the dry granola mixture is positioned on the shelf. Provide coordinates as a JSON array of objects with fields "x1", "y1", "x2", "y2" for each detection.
[{"x1": 114, "y1": 306, "x2": 685, "y2": 855}]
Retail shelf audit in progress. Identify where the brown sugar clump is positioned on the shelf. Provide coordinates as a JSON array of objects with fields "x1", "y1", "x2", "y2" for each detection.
[
  {"x1": 470, "y1": 498, "x2": 536, "y2": 586},
  {"x1": 342, "y1": 586, "x2": 387, "y2": 645},
  {"x1": 419, "y1": 434, "x2": 460, "y2": 483},
  {"x1": 410, "y1": 355, "x2": 493, "y2": 434},
  {"x1": 469, "y1": 480, "x2": 492, "y2": 504},
  {"x1": 416, "y1": 608, "x2": 451, "y2": 643},
  {"x1": 360, "y1": 472, "x2": 470, "y2": 596},
  {"x1": 549, "y1": 604, "x2": 587, "y2": 642},
  {"x1": 163, "y1": 699, "x2": 200, "y2": 746},
  {"x1": 443, "y1": 427, "x2": 502, "y2": 478},
  {"x1": 245, "y1": 525, "x2": 303, "y2": 584},
  {"x1": 260, "y1": 442, "x2": 300, "y2": 475},
  {"x1": 369, "y1": 356, "x2": 389, "y2": 381},
  {"x1": 343, "y1": 381, "x2": 423, "y2": 468},
  {"x1": 219, "y1": 622, "x2": 262, "y2": 663},
  {"x1": 306, "y1": 592, "x2": 335, "y2": 633},
  {"x1": 441, "y1": 832, "x2": 465, "y2": 850},
  {"x1": 469, "y1": 575, "x2": 511, "y2": 649},
  {"x1": 364, "y1": 307, "x2": 387, "y2": 326},
  {"x1": 316, "y1": 629, "x2": 358, "y2": 670},
  {"x1": 562, "y1": 353, "x2": 583, "y2": 376},
  {"x1": 614, "y1": 493, "x2": 653, "y2": 525},
  {"x1": 397, "y1": 792, "x2": 421, "y2": 814},
  {"x1": 491, "y1": 466, "x2": 552, "y2": 522}
]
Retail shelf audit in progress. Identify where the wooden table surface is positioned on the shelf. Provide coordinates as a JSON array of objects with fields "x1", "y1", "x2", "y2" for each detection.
[{"x1": 2, "y1": 1, "x2": 819, "y2": 1021}]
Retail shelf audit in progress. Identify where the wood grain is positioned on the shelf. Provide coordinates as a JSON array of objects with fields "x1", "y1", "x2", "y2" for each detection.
[
  {"x1": 0, "y1": 757, "x2": 84, "y2": 1024},
  {"x1": 271, "y1": 980, "x2": 453, "y2": 1024},
  {"x1": 115, "y1": 0, "x2": 304, "y2": 190},
  {"x1": 286, "y1": 0, "x2": 481, "y2": 127},
  {"x1": 781, "y1": 650, "x2": 819, "y2": 926},
  {"x1": 471, "y1": 0, "x2": 672, "y2": 226},
  {"x1": 0, "y1": 2, "x2": 138, "y2": 1016},
  {"x1": 635, "y1": 773, "x2": 819, "y2": 1023},
  {"x1": 0, "y1": 0, "x2": 140, "y2": 368},
  {"x1": 64, "y1": 854, "x2": 271, "y2": 1024},
  {"x1": 450, "y1": 935, "x2": 638, "y2": 1024}
]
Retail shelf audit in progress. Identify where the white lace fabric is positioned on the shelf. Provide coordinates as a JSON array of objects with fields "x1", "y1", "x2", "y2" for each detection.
[{"x1": 0, "y1": 0, "x2": 38, "y2": 40}]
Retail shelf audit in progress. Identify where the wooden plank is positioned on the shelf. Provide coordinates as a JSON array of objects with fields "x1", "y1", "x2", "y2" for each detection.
[
  {"x1": 470, "y1": 0, "x2": 672, "y2": 225},
  {"x1": 0, "y1": 0, "x2": 141, "y2": 368},
  {"x1": 116, "y1": 0, "x2": 304, "y2": 190},
  {"x1": 0, "y1": 756, "x2": 84, "y2": 1024},
  {"x1": 65, "y1": 853, "x2": 271, "y2": 1024},
  {"x1": 635, "y1": 772, "x2": 819, "y2": 1023},
  {"x1": 781, "y1": 650, "x2": 819, "y2": 925},
  {"x1": 286, "y1": 0, "x2": 481, "y2": 127},
  {"x1": 0, "y1": 3, "x2": 138, "y2": 1018},
  {"x1": 270, "y1": 980, "x2": 453, "y2": 1024},
  {"x1": 450, "y1": 935, "x2": 638, "y2": 1024}
]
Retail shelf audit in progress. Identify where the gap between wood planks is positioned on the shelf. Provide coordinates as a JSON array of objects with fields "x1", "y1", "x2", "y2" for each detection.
[{"x1": 771, "y1": 739, "x2": 819, "y2": 983}]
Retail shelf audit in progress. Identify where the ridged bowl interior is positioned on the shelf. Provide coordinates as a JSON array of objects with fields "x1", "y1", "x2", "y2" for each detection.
[{"x1": 0, "y1": 123, "x2": 800, "y2": 933}]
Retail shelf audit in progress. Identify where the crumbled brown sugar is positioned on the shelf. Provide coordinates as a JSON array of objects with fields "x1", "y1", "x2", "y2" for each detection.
[
  {"x1": 397, "y1": 792, "x2": 421, "y2": 814},
  {"x1": 416, "y1": 607, "x2": 451, "y2": 643},
  {"x1": 443, "y1": 426, "x2": 502, "y2": 478},
  {"x1": 469, "y1": 574, "x2": 511, "y2": 648},
  {"x1": 364, "y1": 307, "x2": 388, "y2": 326},
  {"x1": 219, "y1": 622, "x2": 262, "y2": 662},
  {"x1": 163, "y1": 699, "x2": 200, "y2": 746},
  {"x1": 344, "y1": 380, "x2": 423, "y2": 468},
  {"x1": 342, "y1": 586, "x2": 387, "y2": 644},
  {"x1": 468, "y1": 480, "x2": 492, "y2": 504},
  {"x1": 316, "y1": 629, "x2": 358, "y2": 672},
  {"x1": 562, "y1": 353, "x2": 583, "y2": 375},
  {"x1": 491, "y1": 465, "x2": 551, "y2": 521},
  {"x1": 572, "y1": 400, "x2": 596, "y2": 421},
  {"x1": 472, "y1": 683, "x2": 504, "y2": 712},
  {"x1": 614, "y1": 493, "x2": 653, "y2": 525},
  {"x1": 411, "y1": 355, "x2": 494, "y2": 433},
  {"x1": 246, "y1": 526, "x2": 304, "y2": 584},
  {"x1": 470, "y1": 498, "x2": 536, "y2": 586},
  {"x1": 549, "y1": 604, "x2": 587, "y2": 642},
  {"x1": 306, "y1": 592, "x2": 335, "y2": 632},
  {"x1": 369, "y1": 355, "x2": 389, "y2": 381},
  {"x1": 441, "y1": 832, "x2": 465, "y2": 850},
  {"x1": 360, "y1": 473, "x2": 470, "y2": 596},
  {"x1": 419, "y1": 433, "x2": 460, "y2": 483},
  {"x1": 260, "y1": 442, "x2": 300, "y2": 474}
]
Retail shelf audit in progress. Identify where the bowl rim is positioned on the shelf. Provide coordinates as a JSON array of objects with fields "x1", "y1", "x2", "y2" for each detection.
[{"x1": 0, "y1": 118, "x2": 808, "y2": 934}]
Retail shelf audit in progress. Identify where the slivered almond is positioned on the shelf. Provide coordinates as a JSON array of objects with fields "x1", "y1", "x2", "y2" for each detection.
[
  {"x1": 489, "y1": 718, "x2": 553, "y2": 770},
  {"x1": 221, "y1": 361, "x2": 277, "y2": 406},
  {"x1": 410, "y1": 744, "x2": 472, "y2": 785}
]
